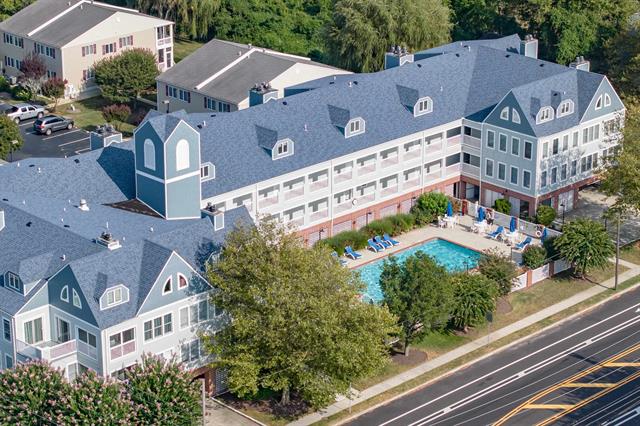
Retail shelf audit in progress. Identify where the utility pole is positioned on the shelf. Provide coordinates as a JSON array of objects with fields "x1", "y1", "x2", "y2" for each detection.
[
  {"x1": 201, "y1": 378, "x2": 206, "y2": 426},
  {"x1": 615, "y1": 214, "x2": 621, "y2": 291}
]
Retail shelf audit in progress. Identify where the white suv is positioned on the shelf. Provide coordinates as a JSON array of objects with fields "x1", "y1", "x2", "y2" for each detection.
[{"x1": 5, "y1": 103, "x2": 45, "y2": 123}]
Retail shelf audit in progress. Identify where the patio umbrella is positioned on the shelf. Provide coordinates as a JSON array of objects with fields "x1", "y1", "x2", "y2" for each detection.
[
  {"x1": 447, "y1": 201, "x2": 453, "y2": 217},
  {"x1": 477, "y1": 207, "x2": 485, "y2": 222},
  {"x1": 510, "y1": 216, "x2": 517, "y2": 233},
  {"x1": 541, "y1": 227, "x2": 548, "y2": 242}
]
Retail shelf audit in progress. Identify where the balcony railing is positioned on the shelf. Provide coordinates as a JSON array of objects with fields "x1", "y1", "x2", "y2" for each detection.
[
  {"x1": 157, "y1": 37, "x2": 172, "y2": 46},
  {"x1": 425, "y1": 170, "x2": 442, "y2": 181},
  {"x1": 258, "y1": 194, "x2": 279, "y2": 209},
  {"x1": 357, "y1": 193, "x2": 376, "y2": 204},
  {"x1": 425, "y1": 143, "x2": 442, "y2": 156},
  {"x1": 380, "y1": 185, "x2": 399, "y2": 198},
  {"x1": 309, "y1": 179, "x2": 328, "y2": 192},
  {"x1": 381, "y1": 156, "x2": 399, "y2": 168},
  {"x1": 309, "y1": 209, "x2": 329, "y2": 223},
  {"x1": 403, "y1": 150, "x2": 421, "y2": 162},
  {"x1": 445, "y1": 164, "x2": 461, "y2": 175},
  {"x1": 403, "y1": 178, "x2": 420, "y2": 189},
  {"x1": 334, "y1": 201, "x2": 353, "y2": 214},
  {"x1": 110, "y1": 340, "x2": 135, "y2": 360},
  {"x1": 285, "y1": 216, "x2": 305, "y2": 227},
  {"x1": 462, "y1": 135, "x2": 481, "y2": 149},
  {"x1": 283, "y1": 187, "x2": 304, "y2": 201},
  {"x1": 334, "y1": 171, "x2": 353, "y2": 185},
  {"x1": 357, "y1": 164, "x2": 376, "y2": 177},
  {"x1": 16, "y1": 339, "x2": 77, "y2": 361},
  {"x1": 461, "y1": 163, "x2": 480, "y2": 177},
  {"x1": 447, "y1": 135, "x2": 462, "y2": 146}
]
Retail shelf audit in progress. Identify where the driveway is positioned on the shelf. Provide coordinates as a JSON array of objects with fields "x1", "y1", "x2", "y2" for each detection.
[
  {"x1": 10, "y1": 117, "x2": 90, "y2": 161},
  {"x1": 565, "y1": 186, "x2": 640, "y2": 245}
]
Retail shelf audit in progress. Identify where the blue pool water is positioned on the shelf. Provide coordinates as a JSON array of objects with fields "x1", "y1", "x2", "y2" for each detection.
[{"x1": 357, "y1": 239, "x2": 481, "y2": 303}]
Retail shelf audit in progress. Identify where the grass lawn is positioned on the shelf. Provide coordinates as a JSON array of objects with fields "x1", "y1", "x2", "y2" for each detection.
[
  {"x1": 620, "y1": 243, "x2": 640, "y2": 265},
  {"x1": 62, "y1": 96, "x2": 149, "y2": 136},
  {"x1": 174, "y1": 38, "x2": 204, "y2": 63}
]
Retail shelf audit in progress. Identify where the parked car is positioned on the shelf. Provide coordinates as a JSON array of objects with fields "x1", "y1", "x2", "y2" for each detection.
[
  {"x1": 4, "y1": 103, "x2": 45, "y2": 123},
  {"x1": 33, "y1": 115, "x2": 74, "y2": 135}
]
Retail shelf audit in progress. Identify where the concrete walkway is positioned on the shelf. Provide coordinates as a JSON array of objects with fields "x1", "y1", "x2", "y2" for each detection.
[
  {"x1": 290, "y1": 262, "x2": 640, "y2": 426},
  {"x1": 206, "y1": 398, "x2": 264, "y2": 426}
]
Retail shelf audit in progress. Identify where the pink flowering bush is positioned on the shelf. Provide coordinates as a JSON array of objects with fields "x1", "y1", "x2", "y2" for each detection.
[
  {"x1": 64, "y1": 370, "x2": 131, "y2": 425},
  {"x1": 124, "y1": 354, "x2": 201, "y2": 425}
]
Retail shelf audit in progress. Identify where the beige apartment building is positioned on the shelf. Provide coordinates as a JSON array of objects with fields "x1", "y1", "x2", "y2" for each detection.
[{"x1": 0, "y1": 0, "x2": 173, "y2": 99}]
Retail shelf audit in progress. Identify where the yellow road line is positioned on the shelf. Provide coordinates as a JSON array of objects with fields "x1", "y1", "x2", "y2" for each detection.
[
  {"x1": 523, "y1": 404, "x2": 574, "y2": 410},
  {"x1": 561, "y1": 382, "x2": 616, "y2": 388},
  {"x1": 493, "y1": 342, "x2": 640, "y2": 426},
  {"x1": 604, "y1": 362, "x2": 640, "y2": 367},
  {"x1": 535, "y1": 369, "x2": 640, "y2": 426}
]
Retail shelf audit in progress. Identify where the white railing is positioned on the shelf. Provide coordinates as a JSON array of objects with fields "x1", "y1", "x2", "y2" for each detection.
[
  {"x1": 309, "y1": 179, "x2": 328, "y2": 192},
  {"x1": 110, "y1": 340, "x2": 135, "y2": 360},
  {"x1": 285, "y1": 216, "x2": 305, "y2": 227},
  {"x1": 425, "y1": 143, "x2": 442, "y2": 156},
  {"x1": 403, "y1": 178, "x2": 420, "y2": 189},
  {"x1": 447, "y1": 135, "x2": 462, "y2": 146},
  {"x1": 157, "y1": 37, "x2": 172, "y2": 47},
  {"x1": 283, "y1": 187, "x2": 304, "y2": 201},
  {"x1": 258, "y1": 194, "x2": 279, "y2": 209},
  {"x1": 445, "y1": 164, "x2": 461, "y2": 175},
  {"x1": 357, "y1": 164, "x2": 376, "y2": 177},
  {"x1": 461, "y1": 163, "x2": 480, "y2": 177},
  {"x1": 403, "y1": 150, "x2": 422, "y2": 162},
  {"x1": 334, "y1": 201, "x2": 353, "y2": 214},
  {"x1": 357, "y1": 193, "x2": 376, "y2": 204},
  {"x1": 16, "y1": 339, "x2": 78, "y2": 361},
  {"x1": 334, "y1": 171, "x2": 353, "y2": 185},
  {"x1": 77, "y1": 340, "x2": 97, "y2": 359},
  {"x1": 309, "y1": 209, "x2": 329, "y2": 223},
  {"x1": 380, "y1": 186, "x2": 399, "y2": 198},
  {"x1": 462, "y1": 135, "x2": 481, "y2": 149},
  {"x1": 381, "y1": 156, "x2": 399, "y2": 168}
]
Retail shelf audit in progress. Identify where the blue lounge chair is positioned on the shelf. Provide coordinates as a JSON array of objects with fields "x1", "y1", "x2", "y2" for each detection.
[
  {"x1": 515, "y1": 236, "x2": 532, "y2": 251},
  {"x1": 374, "y1": 235, "x2": 392, "y2": 248},
  {"x1": 383, "y1": 233, "x2": 400, "y2": 246},
  {"x1": 367, "y1": 239, "x2": 383, "y2": 252},
  {"x1": 345, "y1": 246, "x2": 362, "y2": 260},
  {"x1": 331, "y1": 251, "x2": 348, "y2": 266},
  {"x1": 487, "y1": 226, "x2": 504, "y2": 240}
]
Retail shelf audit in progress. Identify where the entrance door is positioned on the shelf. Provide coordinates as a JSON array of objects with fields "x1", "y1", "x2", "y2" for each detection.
[{"x1": 56, "y1": 318, "x2": 70, "y2": 343}]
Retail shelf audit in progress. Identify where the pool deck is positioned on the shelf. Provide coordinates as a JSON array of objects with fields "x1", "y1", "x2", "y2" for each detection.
[{"x1": 345, "y1": 215, "x2": 539, "y2": 268}]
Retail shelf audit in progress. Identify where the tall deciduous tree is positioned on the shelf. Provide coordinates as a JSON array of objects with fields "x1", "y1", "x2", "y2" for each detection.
[
  {"x1": 41, "y1": 77, "x2": 67, "y2": 111},
  {"x1": 94, "y1": 48, "x2": 159, "y2": 103},
  {"x1": 478, "y1": 248, "x2": 518, "y2": 296},
  {"x1": 206, "y1": 218, "x2": 397, "y2": 408},
  {"x1": 554, "y1": 218, "x2": 615, "y2": 278},
  {"x1": 380, "y1": 252, "x2": 453, "y2": 355},
  {"x1": 19, "y1": 51, "x2": 46, "y2": 97},
  {"x1": 450, "y1": 273, "x2": 498, "y2": 332},
  {"x1": 0, "y1": 115, "x2": 23, "y2": 161},
  {"x1": 326, "y1": 0, "x2": 451, "y2": 72}
]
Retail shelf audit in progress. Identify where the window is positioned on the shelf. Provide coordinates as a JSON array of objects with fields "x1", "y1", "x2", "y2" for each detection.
[
  {"x1": 77, "y1": 328, "x2": 97, "y2": 348},
  {"x1": 7, "y1": 273, "x2": 20, "y2": 291},
  {"x1": 446, "y1": 127, "x2": 461, "y2": 138},
  {"x1": 462, "y1": 153, "x2": 480, "y2": 167},
  {"x1": 541, "y1": 171, "x2": 548, "y2": 188},
  {"x1": 46, "y1": 70, "x2": 56, "y2": 78},
  {"x1": 162, "y1": 277, "x2": 172, "y2": 295},
  {"x1": 81, "y1": 44, "x2": 96, "y2": 56},
  {"x1": 499, "y1": 134, "x2": 507, "y2": 152},
  {"x1": 542, "y1": 141, "x2": 549, "y2": 158},
  {"x1": 175, "y1": 139, "x2": 190, "y2": 171},
  {"x1": 24, "y1": 318, "x2": 43, "y2": 344},
  {"x1": 557, "y1": 100, "x2": 574, "y2": 117},
  {"x1": 180, "y1": 300, "x2": 216, "y2": 329},
  {"x1": 60, "y1": 286, "x2": 69, "y2": 302},
  {"x1": 485, "y1": 159, "x2": 494, "y2": 177},
  {"x1": 169, "y1": 274, "x2": 184, "y2": 292},
  {"x1": 511, "y1": 137, "x2": 519, "y2": 156},
  {"x1": 347, "y1": 119, "x2": 364, "y2": 137},
  {"x1": 500, "y1": 107, "x2": 509, "y2": 120},
  {"x1": 562, "y1": 135, "x2": 569, "y2": 151},
  {"x1": 604, "y1": 119, "x2": 620, "y2": 136},
  {"x1": 571, "y1": 160, "x2": 577, "y2": 177},
  {"x1": 109, "y1": 328, "x2": 135, "y2": 360},
  {"x1": 415, "y1": 97, "x2": 432, "y2": 115},
  {"x1": 72, "y1": 289, "x2": 81, "y2": 309},
  {"x1": 536, "y1": 107, "x2": 554, "y2": 124},
  {"x1": 487, "y1": 130, "x2": 495, "y2": 148},
  {"x1": 143, "y1": 139, "x2": 156, "y2": 170},
  {"x1": 512, "y1": 109, "x2": 521, "y2": 124},
  {"x1": 181, "y1": 339, "x2": 203, "y2": 363},
  {"x1": 204, "y1": 97, "x2": 216, "y2": 111},
  {"x1": 551, "y1": 167, "x2": 558, "y2": 184},
  {"x1": 573, "y1": 131, "x2": 579, "y2": 147},
  {"x1": 166, "y1": 85, "x2": 177, "y2": 98},
  {"x1": 157, "y1": 24, "x2": 171, "y2": 40},
  {"x1": 34, "y1": 43, "x2": 55, "y2": 58},
  {"x1": 445, "y1": 153, "x2": 460, "y2": 167},
  {"x1": 119, "y1": 35, "x2": 134, "y2": 48},
  {"x1": 581, "y1": 153, "x2": 599, "y2": 172},
  {"x1": 3, "y1": 33, "x2": 23, "y2": 48},
  {"x1": 595, "y1": 95, "x2": 603, "y2": 110},
  {"x1": 524, "y1": 141, "x2": 532, "y2": 159},
  {"x1": 273, "y1": 139, "x2": 293, "y2": 160},
  {"x1": 178, "y1": 89, "x2": 191, "y2": 103},
  {"x1": 218, "y1": 101, "x2": 230, "y2": 112},
  {"x1": 5, "y1": 355, "x2": 13, "y2": 369},
  {"x1": 561, "y1": 163, "x2": 567, "y2": 180},
  {"x1": 200, "y1": 163, "x2": 215, "y2": 181},
  {"x1": 82, "y1": 68, "x2": 95, "y2": 81},
  {"x1": 498, "y1": 163, "x2": 506, "y2": 181},
  {"x1": 604, "y1": 93, "x2": 612, "y2": 107},
  {"x1": 463, "y1": 126, "x2": 481, "y2": 138},
  {"x1": 143, "y1": 313, "x2": 172, "y2": 341},
  {"x1": 214, "y1": 213, "x2": 224, "y2": 231},
  {"x1": 102, "y1": 43, "x2": 116, "y2": 55},
  {"x1": 3, "y1": 319, "x2": 10, "y2": 341},
  {"x1": 523, "y1": 170, "x2": 531, "y2": 189},
  {"x1": 106, "y1": 287, "x2": 122, "y2": 306},
  {"x1": 510, "y1": 166, "x2": 518, "y2": 185},
  {"x1": 583, "y1": 124, "x2": 600, "y2": 144},
  {"x1": 552, "y1": 138, "x2": 559, "y2": 155}
]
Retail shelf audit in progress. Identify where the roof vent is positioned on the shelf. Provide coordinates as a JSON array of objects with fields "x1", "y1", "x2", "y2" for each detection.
[
  {"x1": 78, "y1": 199, "x2": 89, "y2": 211},
  {"x1": 304, "y1": 123, "x2": 308, "y2": 132},
  {"x1": 96, "y1": 231, "x2": 121, "y2": 250},
  {"x1": 0, "y1": 210, "x2": 4, "y2": 232},
  {"x1": 569, "y1": 56, "x2": 590, "y2": 72},
  {"x1": 348, "y1": 81, "x2": 353, "y2": 87},
  {"x1": 61, "y1": 254, "x2": 66, "y2": 261}
]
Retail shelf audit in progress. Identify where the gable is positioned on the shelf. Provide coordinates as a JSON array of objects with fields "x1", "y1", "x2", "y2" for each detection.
[
  {"x1": 164, "y1": 121, "x2": 201, "y2": 180},
  {"x1": 137, "y1": 253, "x2": 210, "y2": 315},
  {"x1": 484, "y1": 92, "x2": 535, "y2": 136},
  {"x1": 19, "y1": 282, "x2": 50, "y2": 313},
  {"x1": 581, "y1": 78, "x2": 625, "y2": 123},
  {"x1": 134, "y1": 121, "x2": 165, "y2": 179},
  {"x1": 47, "y1": 266, "x2": 98, "y2": 327}
]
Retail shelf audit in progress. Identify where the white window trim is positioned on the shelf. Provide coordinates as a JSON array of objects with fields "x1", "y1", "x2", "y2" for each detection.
[
  {"x1": 60, "y1": 285, "x2": 69, "y2": 302},
  {"x1": 604, "y1": 93, "x2": 612, "y2": 107},
  {"x1": 556, "y1": 100, "x2": 574, "y2": 118},
  {"x1": 143, "y1": 313, "x2": 173, "y2": 343},
  {"x1": 345, "y1": 118, "x2": 365, "y2": 138},
  {"x1": 72, "y1": 289, "x2": 82, "y2": 309},
  {"x1": 500, "y1": 107, "x2": 509, "y2": 120},
  {"x1": 177, "y1": 273, "x2": 188, "y2": 290},
  {"x1": 485, "y1": 158, "x2": 494, "y2": 178},
  {"x1": 536, "y1": 106, "x2": 554, "y2": 124},
  {"x1": 524, "y1": 140, "x2": 533, "y2": 160},
  {"x1": 498, "y1": 133, "x2": 508, "y2": 152},
  {"x1": 272, "y1": 138, "x2": 294, "y2": 160},
  {"x1": 143, "y1": 139, "x2": 156, "y2": 171},
  {"x1": 200, "y1": 162, "x2": 215, "y2": 181},
  {"x1": 100, "y1": 285, "x2": 128, "y2": 310},
  {"x1": 414, "y1": 96, "x2": 433, "y2": 117},
  {"x1": 511, "y1": 137, "x2": 520, "y2": 157},
  {"x1": 522, "y1": 169, "x2": 532, "y2": 189},
  {"x1": 486, "y1": 130, "x2": 495, "y2": 149},
  {"x1": 162, "y1": 277, "x2": 173, "y2": 295},
  {"x1": 595, "y1": 95, "x2": 603, "y2": 110},
  {"x1": 5, "y1": 354, "x2": 12, "y2": 369},
  {"x1": 512, "y1": 109, "x2": 521, "y2": 124},
  {"x1": 6, "y1": 273, "x2": 20, "y2": 291},
  {"x1": 510, "y1": 166, "x2": 519, "y2": 186},
  {"x1": 497, "y1": 162, "x2": 507, "y2": 182},
  {"x1": 175, "y1": 139, "x2": 190, "y2": 171},
  {"x1": 3, "y1": 318, "x2": 11, "y2": 342}
]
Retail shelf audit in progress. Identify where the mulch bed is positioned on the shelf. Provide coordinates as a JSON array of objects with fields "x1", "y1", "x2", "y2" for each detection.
[
  {"x1": 391, "y1": 348, "x2": 429, "y2": 366},
  {"x1": 219, "y1": 391, "x2": 310, "y2": 421},
  {"x1": 497, "y1": 297, "x2": 513, "y2": 314}
]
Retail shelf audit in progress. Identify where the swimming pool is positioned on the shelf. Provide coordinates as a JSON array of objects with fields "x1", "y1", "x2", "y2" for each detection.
[{"x1": 357, "y1": 238, "x2": 481, "y2": 303}]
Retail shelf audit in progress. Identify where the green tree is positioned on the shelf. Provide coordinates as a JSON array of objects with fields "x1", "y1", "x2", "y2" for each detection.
[
  {"x1": 605, "y1": 23, "x2": 640, "y2": 97},
  {"x1": 0, "y1": 115, "x2": 23, "y2": 161},
  {"x1": 41, "y1": 77, "x2": 66, "y2": 112},
  {"x1": 380, "y1": 252, "x2": 453, "y2": 355},
  {"x1": 493, "y1": 198, "x2": 511, "y2": 214},
  {"x1": 535, "y1": 205, "x2": 557, "y2": 226},
  {"x1": 64, "y1": 371, "x2": 131, "y2": 425},
  {"x1": 522, "y1": 245, "x2": 547, "y2": 269},
  {"x1": 411, "y1": 191, "x2": 449, "y2": 225},
  {"x1": 478, "y1": 248, "x2": 518, "y2": 296},
  {"x1": 206, "y1": 217, "x2": 397, "y2": 408},
  {"x1": 326, "y1": 0, "x2": 451, "y2": 72},
  {"x1": 124, "y1": 354, "x2": 201, "y2": 425},
  {"x1": 554, "y1": 218, "x2": 614, "y2": 278},
  {"x1": 94, "y1": 48, "x2": 159, "y2": 103},
  {"x1": 450, "y1": 273, "x2": 498, "y2": 332}
]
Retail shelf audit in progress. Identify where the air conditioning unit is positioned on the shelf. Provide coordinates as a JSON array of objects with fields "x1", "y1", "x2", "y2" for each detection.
[{"x1": 8, "y1": 76, "x2": 17, "y2": 85}]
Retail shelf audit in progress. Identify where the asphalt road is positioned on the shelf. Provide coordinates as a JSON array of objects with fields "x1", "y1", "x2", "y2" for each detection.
[
  {"x1": 347, "y1": 286, "x2": 640, "y2": 426},
  {"x1": 10, "y1": 117, "x2": 90, "y2": 161}
]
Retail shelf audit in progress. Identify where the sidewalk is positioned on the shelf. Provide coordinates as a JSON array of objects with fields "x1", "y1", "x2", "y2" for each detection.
[{"x1": 290, "y1": 263, "x2": 640, "y2": 426}]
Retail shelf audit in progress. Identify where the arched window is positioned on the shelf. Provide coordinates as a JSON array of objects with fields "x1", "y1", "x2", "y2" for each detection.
[
  {"x1": 176, "y1": 139, "x2": 190, "y2": 171},
  {"x1": 511, "y1": 109, "x2": 521, "y2": 124},
  {"x1": 604, "y1": 93, "x2": 612, "y2": 107},
  {"x1": 556, "y1": 100, "x2": 574, "y2": 117},
  {"x1": 595, "y1": 95, "x2": 603, "y2": 110},
  {"x1": 414, "y1": 97, "x2": 433, "y2": 116},
  {"x1": 162, "y1": 277, "x2": 172, "y2": 294},
  {"x1": 178, "y1": 273, "x2": 188, "y2": 289},
  {"x1": 72, "y1": 289, "x2": 82, "y2": 308},
  {"x1": 536, "y1": 106, "x2": 554, "y2": 124},
  {"x1": 60, "y1": 285, "x2": 69, "y2": 302},
  {"x1": 143, "y1": 139, "x2": 156, "y2": 170},
  {"x1": 500, "y1": 107, "x2": 509, "y2": 120}
]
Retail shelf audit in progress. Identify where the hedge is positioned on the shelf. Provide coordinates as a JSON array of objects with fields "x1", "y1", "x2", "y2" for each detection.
[{"x1": 318, "y1": 230, "x2": 368, "y2": 254}]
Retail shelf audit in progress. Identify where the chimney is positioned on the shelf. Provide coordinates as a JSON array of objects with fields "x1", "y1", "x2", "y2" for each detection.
[
  {"x1": 90, "y1": 125, "x2": 122, "y2": 150},
  {"x1": 569, "y1": 56, "x2": 590, "y2": 72},
  {"x1": 96, "y1": 231, "x2": 121, "y2": 250},
  {"x1": 249, "y1": 82, "x2": 278, "y2": 107},
  {"x1": 78, "y1": 199, "x2": 89, "y2": 211},
  {"x1": 384, "y1": 45, "x2": 414, "y2": 70},
  {"x1": 0, "y1": 210, "x2": 4, "y2": 232},
  {"x1": 519, "y1": 35, "x2": 538, "y2": 59}
]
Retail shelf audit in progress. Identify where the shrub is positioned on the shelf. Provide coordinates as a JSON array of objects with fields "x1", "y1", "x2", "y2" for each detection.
[
  {"x1": 363, "y1": 218, "x2": 395, "y2": 238},
  {"x1": 554, "y1": 218, "x2": 615, "y2": 278},
  {"x1": 535, "y1": 205, "x2": 557, "y2": 226},
  {"x1": 319, "y1": 230, "x2": 368, "y2": 254},
  {"x1": 543, "y1": 235, "x2": 560, "y2": 260},
  {"x1": 41, "y1": 77, "x2": 67, "y2": 112},
  {"x1": 450, "y1": 273, "x2": 499, "y2": 331},
  {"x1": 0, "y1": 76, "x2": 9, "y2": 92},
  {"x1": 522, "y1": 245, "x2": 547, "y2": 269},
  {"x1": 478, "y1": 248, "x2": 518, "y2": 296},
  {"x1": 388, "y1": 213, "x2": 415, "y2": 234},
  {"x1": 493, "y1": 198, "x2": 512, "y2": 214},
  {"x1": 12, "y1": 85, "x2": 32, "y2": 101},
  {"x1": 65, "y1": 370, "x2": 131, "y2": 424},
  {"x1": 102, "y1": 104, "x2": 131, "y2": 125},
  {"x1": 411, "y1": 192, "x2": 449, "y2": 225}
]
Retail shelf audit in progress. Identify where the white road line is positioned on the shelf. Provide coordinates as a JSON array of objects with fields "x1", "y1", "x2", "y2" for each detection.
[
  {"x1": 378, "y1": 301, "x2": 640, "y2": 426},
  {"x1": 75, "y1": 148, "x2": 90, "y2": 154},
  {"x1": 43, "y1": 129, "x2": 84, "y2": 140},
  {"x1": 19, "y1": 122, "x2": 34, "y2": 127},
  {"x1": 409, "y1": 315, "x2": 640, "y2": 426},
  {"x1": 59, "y1": 137, "x2": 90, "y2": 147}
]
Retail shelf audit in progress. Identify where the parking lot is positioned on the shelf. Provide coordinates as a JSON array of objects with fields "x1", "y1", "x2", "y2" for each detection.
[{"x1": 10, "y1": 117, "x2": 91, "y2": 161}]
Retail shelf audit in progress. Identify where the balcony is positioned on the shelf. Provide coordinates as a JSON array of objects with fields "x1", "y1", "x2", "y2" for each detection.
[
  {"x1": 462, "y1": 135, "x2": 481, "y2": 149},
  {"x1": 309, "y1": 209, "x2": 329, "y2": 223},
  {"x1": 403, "y1": 177, "x2": 421, "y2": 189},
  {"x1": 110, "y1": 340, "x2": 135, "y2": 360},
  {"x1": 461, "y1": 163, "x2": 480, "y2": 178},
  {"x1": 357, "y1": 164, "x2": 376, "y2": 177},
  {"x1": 258, "y1": 193, "x2": 279, "y2": 209},
  {"x1": 425, "y1": 143, "x2": 442, "y2": 156},
  {"x1": 17, "y1": 339, "x2": 77, "y2": 362},
  {"x1": 381, "y1": 156, "x2": 399, "y2": 169},
  {"x1": 447, "y1": 135, "x2": 462, "y2": 147},
  {"x1": 380, "y1": 185, "x2": 399, "y2": 198},
  {"x1": 333, "y1": 171, "x2": 353, "y2": 185},
  {"x1": 283, "y1": 186, "x2": 304, "y2": 201},
  {"x1": 403, "y1": 149, "x2": 421, "y2": 162},
  {"x1": 445, "y1": 164, "x2": 461, "y2": 176},
  {"x1": 334, "y1": 200, "x2": 353, "y2": 214},
  {"x1": 285, "y1": 216, "x2": 305, "y2": 227},
  {"x1": 157, "y1": 37, "x2": 172, "y2": 47},
  {"x1": 357, "y1": 193, "x2": 376, "y2": 204},
  {"x1": 309, "y1": 179, "x2": 328, "y2": 192},
  {"x1": 425, "y1": 169, "x2": 442, "y2": 181}
]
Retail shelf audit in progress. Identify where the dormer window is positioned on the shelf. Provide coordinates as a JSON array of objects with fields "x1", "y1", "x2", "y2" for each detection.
[
  {"x1": 557, "y1": 100, "x2": 574, "y2": 118},
  {"x1": 346, "y1": 118, "x2": 365, "y2": 138},
  {"x1": 512, "y1": 109, "x2": 521, "y2": 124},
  {"x1": 604, "y1": 93, "x2": 611, "y2": 107},
  {"x1": 595, "y1": 95, "x2": 603, "y2": 110},
  {"x1": 6, "y1": 273, "x2": 20, "y2": 291},
  {"x1": 500, "y1": 107, "x2": 509, "y2": 120},
  {"x1": 272, "y1": 139, "x2": 294, "y2": 160},
  {"x1": 162, "y1": 277, "x2": 173, "y2": 295},
  {"x1": 100, "y1": 285, "x2": 129, "y2": 310},
  {"x1": 536, "y1": 107, "x2": 554, "y2": 124},
  {"x1": 72, "y1": 289, "x2": 82, "y2": 308},
  {"x1": 414, "y1": 97, "x2": 433, "y2": 117},
  {"x1": 60, "y1": 285, "x2": 69, "y2": 302},
  {"x1": 200, "y1": 162, "x2": 215, "y2": 181}
]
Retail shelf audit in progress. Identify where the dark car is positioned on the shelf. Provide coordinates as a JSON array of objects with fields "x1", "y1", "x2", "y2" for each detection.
[{"x1": 33, "y1": 115, "x2": 74, "y2": 135}]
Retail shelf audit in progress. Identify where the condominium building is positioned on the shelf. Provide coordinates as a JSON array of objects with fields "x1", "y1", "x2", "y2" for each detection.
[{"x1": 0, "y1": 0, "x2": 174, "y2": 98}]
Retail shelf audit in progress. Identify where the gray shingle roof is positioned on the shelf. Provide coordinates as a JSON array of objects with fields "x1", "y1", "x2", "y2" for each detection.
[{"x1": 0, "y1": 0, "x2": 83, "y2": 36}]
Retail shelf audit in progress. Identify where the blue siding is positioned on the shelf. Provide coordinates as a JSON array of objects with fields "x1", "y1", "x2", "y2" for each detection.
[
  {"x1": 21, "y1": 283, "x2": 50, "y2": 312},
  {"x1": 134, "y1": 122, "x2": 165, "y2": 179},
  {"x1": 136, "y1": 174, "x2": 166, "y2": 217},
  {"x1": 166, "y1": 175, "x2": 201, "y2": 219},
  {"x1": 137, "y1": 254, "x2": 210, "y2": 315},
  {"x1": 581, "y1": 79, "x2": 625, "y2": 123},
  {"x1": 47, "y1": 267, "x2": 98, "y2": 327},
  {"x1": 164, "y1": 121, "x2": 200, "y2": 181},
  {"x1": 485, "y1": 93, "x2": 535, "y2": 136}
]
